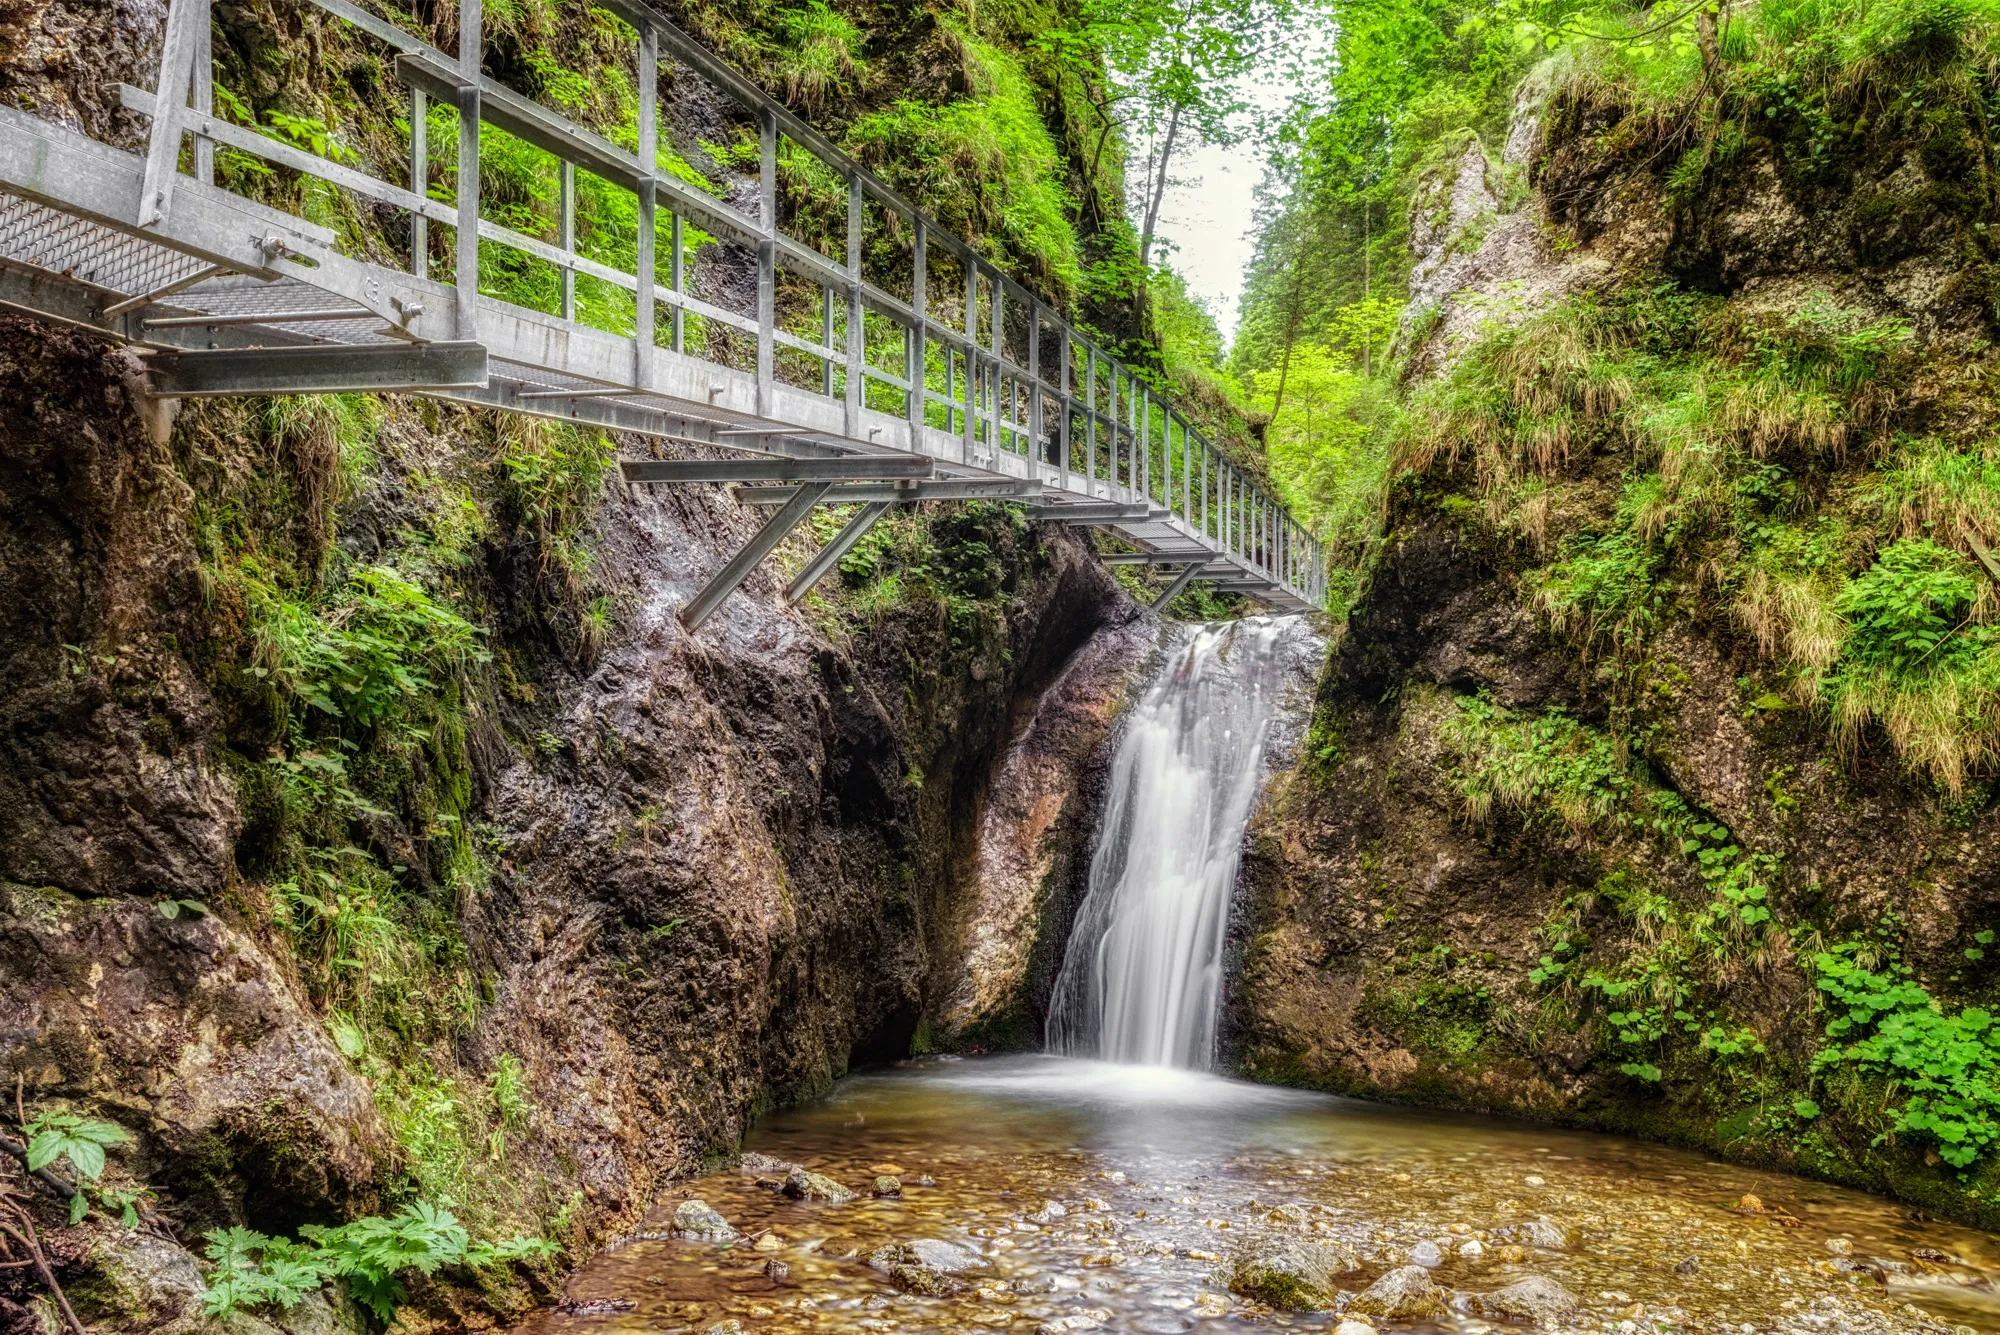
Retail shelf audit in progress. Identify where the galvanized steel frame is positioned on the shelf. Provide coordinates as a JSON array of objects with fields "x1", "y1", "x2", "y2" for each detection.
[{"x1": 0, "y1": 0, "x2": 1327, "y2": 612}]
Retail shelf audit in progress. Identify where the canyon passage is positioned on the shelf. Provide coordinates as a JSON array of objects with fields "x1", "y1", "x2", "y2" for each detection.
[{"x1": 12, "y1": 0, "x2": 2000, "y2": 1328}]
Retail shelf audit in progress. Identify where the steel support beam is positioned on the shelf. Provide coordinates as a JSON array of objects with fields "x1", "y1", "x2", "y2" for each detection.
[
  {"x1": 146, "y1": 341, "x2": 488, "y2": 396},
  {"x1": 1152, "y1": 561, "x2": 1205, "y2": 609},
  {"x1": 785, "y1": 500, "x2": 889, "y2": 604},
  {"x1": 622, "y1": 456, "x2": 932, "y2": 484},
  {"x1": 1029, "y1": 503, "x2": 1155, "y2": 523},
  {"x1": 1100, "y1": 550, "x2": 1211, "y2": 565},
  {"x1": 680, "y1": 481, "x2": 831, "y2": 630},
  {"x1": 731, "y1": 479, "x2": 1039, "y2": 505}
]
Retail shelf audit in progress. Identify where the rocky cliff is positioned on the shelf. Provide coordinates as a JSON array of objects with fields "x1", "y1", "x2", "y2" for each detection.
[
  {"x1": 1231, "y1": 26, "x2": 2000, "y2": 1229},
  {"x1": 0, "y1": 321, "x2": 1147, "y2": 1334}
]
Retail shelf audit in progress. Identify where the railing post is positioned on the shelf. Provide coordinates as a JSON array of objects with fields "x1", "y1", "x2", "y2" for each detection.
[
  {"x1": 1200, "y1": 444, "x2": 1210, "y2": 539},
  {"x1": 1168, "y1": 419, "x2": 1184, "y2": 523},
  {"x1": 410, "y1": 87, "x2": 429, "y2": 278},
  {"x1": 634, "y1": 18, "x2": 657, "y2": 386},
  {"x1": 1085, "y1": 346, "x2": 1097, "y2": 492},
  {"x1": 559, "y1": 161, "x2": 575, "y2": 320},
  {"x1": 670, "y1": 213, "x2": 685, "y2": 351},
  {"x1": 990, "y1": 281, "x2": 1005, "y2": 452},
  {"x1": 962, "y1": 263, "x2": 978, "y2": 462},
  {"x1": 845, "y1": 172, "x2": 864, "y2": 437},
  {"x1": 137, "y1": 0, "x2": 205, "y2": 227},
  {"x1": 1028, "y1": 309, "x2": 1043, "y2": 470},
  {"x1": 454, "y1": 0, "x2": 481, "y2": 339},
  {"x1": 1107, "y1": 364, "x2": 1119, "y2": 496},
  {"x1": 756, "y1": 107, "x2": 777, "y2": 416},
  {"x1": 1058, "y1": 329, "x2": 1072, "y2": 484},
  {"x1": 1141, "y1": 393, "x2": 1152, "y2": 504},
  {"x1": 909, "y1": 218, "x2": 927, "y2": 440},
  {"x1": 192, "y1": 6, "x2": 213, "y2": 186}
]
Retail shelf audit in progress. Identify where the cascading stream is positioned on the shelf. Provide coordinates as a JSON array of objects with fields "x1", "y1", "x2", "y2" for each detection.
[{"x1": 1047, "y1": 615, "x2": 1310, "y2": 1070}]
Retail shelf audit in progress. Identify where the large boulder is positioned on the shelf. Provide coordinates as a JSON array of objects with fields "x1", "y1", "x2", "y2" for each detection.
[
  {"x1": 1346, "y1": 1265, "x2": 1446, "y2": 1321},
  {"x1": 1467, "y1": 1274, "x2": 1581, "y2": 1328},
  {"x1": 0, "y1": 885, "x2": 388, "y2": 1227},
  {"x1": 1227, "y1": 1235, "x2": 1357, "y2": 1311}
]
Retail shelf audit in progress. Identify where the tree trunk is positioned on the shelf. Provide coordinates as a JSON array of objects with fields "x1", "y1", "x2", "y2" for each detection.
[
  {"x1": 1137, "y1": 101, "x2": 1183, "y2": 272},
  {"x1": 1268, "y1": 230, "x2": 1312, "y2": 420},
  {"x1": 1697, "y1": 2, "x2": 1720, "y2": 75}
]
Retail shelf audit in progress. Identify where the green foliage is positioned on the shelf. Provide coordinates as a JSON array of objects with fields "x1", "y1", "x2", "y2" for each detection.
[
  {"x1": 1814, "y1": 947, "x2": 2000, "y2": 1168},
  {"x1": 1834, "y1": 538, "x2": 1981, "y2": 674},
  {"x1": 1441, "y1": 692, "x2": 1632, "y2": 835},
  {"x1": 245, "y1": 563, "x2": 488, "y2": 729},
  {"x1": 768, "y1": 1, "x2": 869, "y2": 110},
  {"x1": 201, "y1": 1203, "x2": 555, "y2": 1324},
  {"x1": 824, "y1": 502, "x2": 1029, "y2": 636},
  {"x1": 23, "y1": 1111, "x2": 132, "y2": 1224},
  {"x1": 846, "y1": 24, "x2": 1081, "y2": 299}
]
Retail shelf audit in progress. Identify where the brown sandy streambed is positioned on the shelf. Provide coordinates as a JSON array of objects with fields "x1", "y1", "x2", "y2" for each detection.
[{"x1": 512, "y1": 1056, "x2": 2000, "y2": 1334}]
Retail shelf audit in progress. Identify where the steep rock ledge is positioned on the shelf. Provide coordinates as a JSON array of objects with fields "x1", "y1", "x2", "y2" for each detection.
[
  {"x1": 1230, "y1": 61, "x2": 2000, "y2": 1226},
  {"x1": 0, "y1": 317, "x2": 1152, "y2": 1330}
]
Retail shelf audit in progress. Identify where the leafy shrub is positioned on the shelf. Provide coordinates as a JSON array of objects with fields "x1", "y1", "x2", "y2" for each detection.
[
  {"x1": 203, "y1": 1202, "x2": 553, "y2": 1323},
  {"x1": 246, "y1": 562, "x2": 488, "y2": 730},
  {"x1": 1834, "y1": 538, "x2": 1981, "y2": 672},
  {"x1": 22, "y1": 1111, "x2": 133, "y2": 1223},
  {"x1": 1813, "y1": 947, "x2": 2000, "y2": 1168}
]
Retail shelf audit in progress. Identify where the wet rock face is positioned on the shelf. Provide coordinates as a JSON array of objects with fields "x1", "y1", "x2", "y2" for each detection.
[
  {"x1": 931, "y1": 604, "x2": 1166, "y2": 1048},
  {"x1": 0, "y1": 879, "x2": 388, "y2": 1232},
  {"x1": 0, "y1": 326, "x2": 238, "y2": 904}
]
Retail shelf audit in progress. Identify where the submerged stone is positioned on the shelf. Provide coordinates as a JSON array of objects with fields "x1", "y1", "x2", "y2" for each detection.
[
  {"x1": 869, "y1": 1239, "x2": 982, "y2": 1295},
  {"x1": 783, "y1": 1166, "x2": 857, "y2": 1203},
  {"x1": 1227, "y1": 1235, "x2": 1356, "y2": 1311},
  {"x1": 672, "y1": 1199, "x2": 738, "y2": 1241},
  {"x1": 1466, "y1": 1274, "x2": 1580, "y2": 1328},
  {"x1": 1346, "y1": 1265, "x2": 1445, "y2": 1320}
]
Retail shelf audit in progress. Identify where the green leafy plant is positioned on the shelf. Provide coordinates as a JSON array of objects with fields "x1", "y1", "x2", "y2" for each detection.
[
  {"x1": 202, "y1": 1202, "x2": 554, "y2": 1323},
  {"x1": 23, "y1": 1111, "x2": 132, "y2": 1223},
  {"x1": 1813, "y1": 947, "x2": 2000, "y2": 1168}
]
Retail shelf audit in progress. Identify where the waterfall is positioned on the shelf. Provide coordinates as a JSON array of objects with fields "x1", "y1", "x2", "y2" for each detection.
[{"x1": 1047, "y1": 616, "x2": 1308, "y2": 1070}]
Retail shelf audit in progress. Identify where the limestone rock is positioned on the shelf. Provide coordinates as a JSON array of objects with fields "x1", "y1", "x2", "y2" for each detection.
[
  {"x1": 782, "y1": 1166, "x2": 856, "y2": 1203},
  {"x1": 1227, "y1": 1235, "x2": 1356, "y2": 1312},
  {"x1": 1347, "y1": 1265, "x2": 1445, "y2": 1320},
  {"x1": 673, "y1": 1199, "x2": 738, "y2": 1241},
  {"x1": 1467, "y1": 1275, "x2": 1581, "y2": 1328},
  {"x1": 870, "y1": 1239, "x2": 983, "y2": 1296}
]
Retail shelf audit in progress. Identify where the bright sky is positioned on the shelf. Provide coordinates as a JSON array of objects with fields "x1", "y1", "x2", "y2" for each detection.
[{"x1": 1140, "y1": 26, "x2": 1330, "y2": 347}]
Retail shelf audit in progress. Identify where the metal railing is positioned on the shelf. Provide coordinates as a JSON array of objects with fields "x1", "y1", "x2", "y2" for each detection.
[{"x1": 6, "y1": 0, "x2": 1328, "y2": 608}]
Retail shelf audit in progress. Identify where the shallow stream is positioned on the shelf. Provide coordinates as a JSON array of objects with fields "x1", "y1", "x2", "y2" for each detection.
[{"x1": 516, "y1": 1055, "x2": 2000, "y2": 1335}]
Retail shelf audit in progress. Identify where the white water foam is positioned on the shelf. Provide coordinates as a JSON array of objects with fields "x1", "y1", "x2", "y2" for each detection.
[{"x1": 1047, "y1": 616, "x2": 1311, "y2": 1069}]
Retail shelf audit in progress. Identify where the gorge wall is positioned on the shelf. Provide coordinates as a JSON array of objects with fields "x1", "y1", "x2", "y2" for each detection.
[{"x1": 1230, "y1": 26, "x2": 2000, "y2": 1229}]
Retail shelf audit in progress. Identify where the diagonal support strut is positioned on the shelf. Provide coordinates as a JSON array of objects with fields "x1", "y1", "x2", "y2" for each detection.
[
  {"x1": 680, "y1": 481, "x2": 832, "y2": 631},
  {"x1": 785, "y1": 501, "x2": 890, "y2": 604},
  {"x1": 1152, "y1": 561, "x2": 1205, "y2": 609}
]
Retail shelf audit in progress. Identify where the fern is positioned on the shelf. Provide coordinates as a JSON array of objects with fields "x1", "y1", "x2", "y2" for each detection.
[{"x1": 202, "y1": 1202, "x2": 555, "y2": 1323}]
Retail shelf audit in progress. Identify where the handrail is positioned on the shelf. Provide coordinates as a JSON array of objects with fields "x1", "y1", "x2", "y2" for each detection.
[{"x1": 109, "y1": 0, "x2": 1327, "y2": 604}]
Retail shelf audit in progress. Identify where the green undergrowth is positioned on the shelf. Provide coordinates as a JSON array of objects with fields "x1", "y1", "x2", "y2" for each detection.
[
  {"x1": 1404, "y1": 282, "x2": 2000, "y2": 793},
  {"x1": 1432, "y1": 684, "x2": 2000, "y2": 1202},
  {"x1": 793, "y1": 501, "x2": 1042, "y2": 647},
  {"x1": 175, "y1": 390, "x2": 609, "y2": 1300}
]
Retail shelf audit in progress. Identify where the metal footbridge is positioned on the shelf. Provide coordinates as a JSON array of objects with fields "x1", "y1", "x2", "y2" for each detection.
[{"x1": 0, "y1": 0, "x2": 1327, "y2": 624}]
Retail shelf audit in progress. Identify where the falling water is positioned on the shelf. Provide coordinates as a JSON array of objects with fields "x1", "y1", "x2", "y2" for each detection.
[{"x1": 1047, "y1": 616, "x2": 1310, "y2": 1069}]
